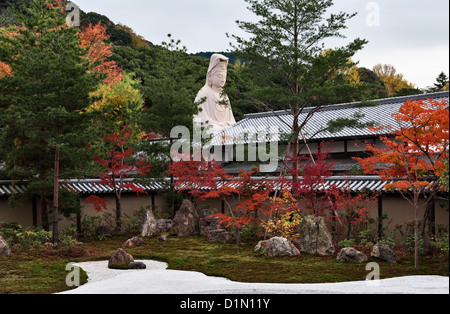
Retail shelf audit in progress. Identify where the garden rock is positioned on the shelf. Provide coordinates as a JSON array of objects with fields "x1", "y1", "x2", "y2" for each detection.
[
  {"x1": 336, "y1": 247, "x2": 368, "y2": 263},
  {"x1": 172, "y1": 199, "x2": 199, "y2": 236},
  {"x1": 140, "y1": 209, "x2": 157, "y2": 237},
  {"x1": 158, "y1": 235, "x2": 168, "y2": 242},
  {"x1": 371, "y1": 243, "x2": 397, "y2": 263},
  {"x1": 156, "y1": 219, "x2": 173, "y2": 233},
  {"x1": 128, "y1": 262, "x2": 147, "y2": 270},
  {"x1": 122, "y1": 237, "x2": 144, "y2": 248},
  {"x1": 254, "y1": 237, "x2": 301, "y2": 257},
  {"x1": 297, "y1": 215, "x2": 335, "y2": 256},
  {"x1": 207, "y1": 229, "x2": 235, "y2": 244},
  {"x1": 0, "y1": 236, "x2": 11, "y2": 257},
  {"x1": 108, "y1": 248, "x2": 134, "y2": 269},
  {"x1": 200, "y1": 209, "x2": 221, "y2": 236}
]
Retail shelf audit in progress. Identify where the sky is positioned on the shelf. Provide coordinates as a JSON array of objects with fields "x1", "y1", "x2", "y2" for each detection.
[{"x1": 73, "y1": 0, "x2": 449, "y2": 90}]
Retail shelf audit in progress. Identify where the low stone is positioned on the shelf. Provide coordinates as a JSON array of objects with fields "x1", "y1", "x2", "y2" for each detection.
[
  {"x1": 122, "y1": 237, "x2": 144, "y2": 248},
  {"x1": 128, "y1": 262, "x2": 147, "y2": 270},
  {"x1": 336, "y1": 247, "x2": 368, "y2": 263},
  {"x1": 207, "y1": 229, "x2": 235, "y2": 244},
  {"x1": 108, "y1": 248, "x2": 134, "y2": 269},
  {"x1": 371, "y1": 243, "x2": 397, "y2": 263},
  {"x1": 158, "y1": 235, "x2": 168, "y2": 242},
  {"x1": 140, "y1": 210, "x2": 157, "y2": 237},
  {"x1": 0, "y1": 236, "x2": 11, "y2": 257},
  {"x1": 200, "y1": 209, "x2": 220, "y2": 236},
  {"x1": 156, "y1": 219, "x2": 173, "y2": 233},
  {"x1": 254, "y1": 237, "x2": 301, "y2": 257}
]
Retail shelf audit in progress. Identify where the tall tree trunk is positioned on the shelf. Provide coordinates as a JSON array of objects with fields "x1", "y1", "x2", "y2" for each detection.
[
  {"x1": 115, "y1": 192, "x2": 122, "y2": 233},
  {"x1": 292, "y1": 83, "x2": 300, "y2": 184},
  {"x1": 414, "y1": 193, "x2": 420, "y2": 269},
  {"x1": 421, "y1": 198, "x2": 435, "y2": 253},
  {"x1": 52, "y1": 145, "x2": 60, "y2": 244},
  {"x1": 292, "y1": 4, "x2": 300, "y2": 185}
]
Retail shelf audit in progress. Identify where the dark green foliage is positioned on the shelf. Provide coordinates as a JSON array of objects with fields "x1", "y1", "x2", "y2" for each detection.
[
  {"x1": 356, "y1": 67, "x2": 389, "y2": 99},
  {"x1": 0, "y1": 0, "x2": 33, "y2": 26},
  {"x1": 113, "y1": 43, "x2": 206, "y2": 129},
  {"x1": 190, "y1": 51, "x2": 241, "y2": 65},
  {"x1": 0, "y1": 0, "x2": 101, "y2": 233},
  {"x1": 231, "y1": 0, "x2": 367, "y2": 110},
  {"x1": 434, "y1": 72, "x2": 449, "y2": 91},
  {"x1": 326, "y1": 112, "x2": 375, "y2": 134},
  {"x1": 393, "y1": 87, "x2": 423, "y2": 97},
  {"x1": 80, "y1": 11, "x2": 133, "y2": 47}
]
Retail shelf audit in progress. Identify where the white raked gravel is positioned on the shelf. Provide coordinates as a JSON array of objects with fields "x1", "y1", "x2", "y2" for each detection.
[{"x1": 58, "y1": 260, "x2": 449, "y2": 294}]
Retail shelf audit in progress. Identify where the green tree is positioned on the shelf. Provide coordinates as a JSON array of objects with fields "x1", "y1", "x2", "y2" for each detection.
[
  {"x1": 434, "y1": 72, "x2": 449, "y2": 91},
  {"x1": 0, "y1": 0, "x2": 100, "y2": 243},
  {"x1": 373, "y1": 63, "x2": 416, "y2": 96},
  {"x1": 143, "y1": 35, "x2": 202, "y2": 137},
  {"x1": 79, "y1": 11, "x2": 133, "y2": 47},
  {"x1": 88, "y1": 72, "x2": 145, "y2": 137},
  {"x1": 229, "y1": 0, "x2": 367, "y2": 182},
  {"x1": 356, "y1": 67, "x2": 388, "y2": 99},
  {"x1": 0, "y1": 0, "x2": 33, "y2": 27}
]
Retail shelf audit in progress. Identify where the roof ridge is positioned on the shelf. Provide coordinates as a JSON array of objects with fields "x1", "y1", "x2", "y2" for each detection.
[{"x1": 243, "y1": 91, "x2": 449, "y2": 119}]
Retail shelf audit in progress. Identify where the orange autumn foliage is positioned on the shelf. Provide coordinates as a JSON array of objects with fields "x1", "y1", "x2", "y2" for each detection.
[
  {"x1": 46, "y1": 0, "x2": 67, "y2": 11},
  {"x1": 0, "y1": 61, "x2": 11, "y2": 78},
  {"x1": 1, "y1": 2, "x2": 122, "y2": 86},
  {"x1": 355, "y1": 98, "x2": 449, "y2": 192},
  {"x1": 46, "y1": 1, "x2": 123, "y2": 84},
  {"x1": 79, "y1": 23, "x2": 123, "y2": 85}
]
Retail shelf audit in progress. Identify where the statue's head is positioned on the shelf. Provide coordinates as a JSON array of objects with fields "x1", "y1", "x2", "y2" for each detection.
[{"x1": 207, "y1": 54, "x2": 229, "y2": 90}]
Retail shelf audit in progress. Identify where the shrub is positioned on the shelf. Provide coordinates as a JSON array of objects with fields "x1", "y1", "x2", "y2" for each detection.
[
  {"x1": 15, "y1": 228, "x2": 52, "y2": 248},
  {"x1": 0, "y1": 222, "x2": 22, "y2": 245},
  {"x1": 431, "y1": 232, "x2": 449, "y2": 261},
  {"x1": 81, "y1": 216, "x2": 104, "y2": 239},
  {"x1": 1, "y1": 223, "x2": 77, "y2": 250},
  {"x1": 338, "y1": 239, "x2": 356, "y2": 248}
]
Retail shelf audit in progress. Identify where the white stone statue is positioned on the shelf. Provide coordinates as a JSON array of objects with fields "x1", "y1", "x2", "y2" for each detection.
[{"x1": 194, "y1": 54, "x2": 236, "y2": 134}]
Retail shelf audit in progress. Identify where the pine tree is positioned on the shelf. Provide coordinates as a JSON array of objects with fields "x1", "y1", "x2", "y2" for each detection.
[
  {"x1": 434, "y1": 72, "x2": 449, "y2": 91},
  {"x1": 0, "y1": 0, "x2": 100, "y2": 243},
  {"x1": 229, "y1": 0, "x2": 367, "y2": 182}
]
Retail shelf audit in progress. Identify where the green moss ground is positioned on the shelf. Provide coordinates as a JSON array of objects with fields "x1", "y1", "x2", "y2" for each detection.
[{"x1": 0, "y1": 234, "x2": 448, "y2": 294}]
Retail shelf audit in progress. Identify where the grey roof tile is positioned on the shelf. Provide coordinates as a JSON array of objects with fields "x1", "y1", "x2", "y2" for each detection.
[{"x1": 212, "y1": 91, "x2": 449, "y2": 145}]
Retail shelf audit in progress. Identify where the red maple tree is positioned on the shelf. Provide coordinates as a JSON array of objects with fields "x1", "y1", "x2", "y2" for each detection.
[
  {"x1": 87, "y1": 126, "x2": 152, "y2": 231},
  {"x1": 169, "y1": 158, "x2": 272, "y2": 245},
  {"x1": 355, "y1": 98, "x2": 449, "y2": 267}
]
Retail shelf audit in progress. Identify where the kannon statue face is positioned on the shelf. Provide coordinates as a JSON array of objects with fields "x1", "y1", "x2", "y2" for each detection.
[
  {"x1": 209, "y1": 62, "x2": 228, "y2": 90},
  {"x1": 211, "y1": 70, "x2": 227, "y2": 89}
]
